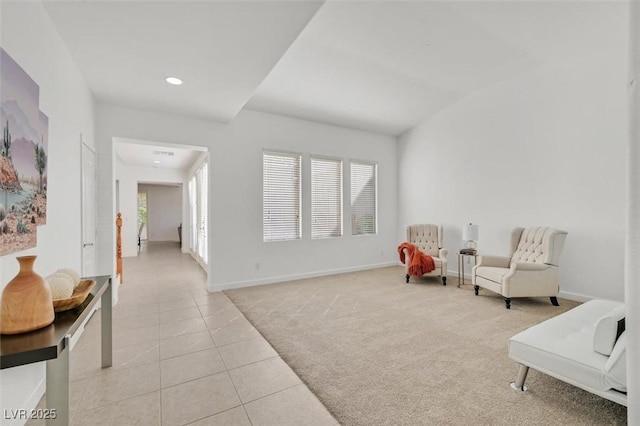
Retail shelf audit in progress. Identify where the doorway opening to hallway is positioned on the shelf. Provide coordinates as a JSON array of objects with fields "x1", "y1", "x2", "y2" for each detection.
[{"x1": 113, "y1": 138, "x2": 210, "y2": 285}]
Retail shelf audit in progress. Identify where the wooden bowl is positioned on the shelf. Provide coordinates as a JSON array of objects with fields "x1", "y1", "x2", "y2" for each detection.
[{"x1": 53, "y1": 279, "x2": 96, "y2": 313}]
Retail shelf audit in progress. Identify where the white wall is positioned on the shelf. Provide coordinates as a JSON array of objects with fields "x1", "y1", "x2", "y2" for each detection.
[
  {"x1": 398, "y1": 5, "x2": 629, "y2": 302},
  {"x1": 96, "y1": 105, "x2": 398, "y2": 291},
  {"x1": 115, "y1": 158, "x2": 187, "y2": 257},
  {"x1": 0, "y1": 1, "x2": 95, "y2": 422},
  {"x1": 139, "y1": 184, "x2": 182, "y2": 242},
  {"x1": 627, "y1": 1, "x2": 640, "y2": 420}
]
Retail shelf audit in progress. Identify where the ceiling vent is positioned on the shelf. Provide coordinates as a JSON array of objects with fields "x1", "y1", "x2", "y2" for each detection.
[{"x1": 153, "y1": 150, "x2": 175, "y2": 157}]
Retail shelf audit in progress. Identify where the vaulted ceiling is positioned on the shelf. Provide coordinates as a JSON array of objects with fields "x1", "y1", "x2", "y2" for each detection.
[{"x1": 43, "y1": 1, "x2": 623, "y2": 136}]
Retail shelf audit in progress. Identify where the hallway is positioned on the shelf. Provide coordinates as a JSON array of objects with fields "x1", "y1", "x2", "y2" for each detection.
[{"x1": 29, "y1": 242, "x2": 336, "y2": 425}]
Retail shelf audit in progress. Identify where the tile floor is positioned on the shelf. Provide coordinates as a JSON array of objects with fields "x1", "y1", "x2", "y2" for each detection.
[{"x1": 28, "y1": 242, "x2": 337, "y2": 425}]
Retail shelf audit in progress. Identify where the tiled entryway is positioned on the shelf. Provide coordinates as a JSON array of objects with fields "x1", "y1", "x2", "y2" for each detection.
[{"x1": 28, "y1": 242, "x2": 337, "y2": 425}]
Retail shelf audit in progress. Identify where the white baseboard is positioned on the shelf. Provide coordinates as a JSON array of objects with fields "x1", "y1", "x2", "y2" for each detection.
[
  {"x1": 208, "y1": 261, "x2": 399, "y2": 292},
  {"x1": 447, "y1": 268, "x2": 471, "y2": 281},
  {"x1": 446, "y1": 266, "x2": 594, "y2": 303},
  {"x1": 557, "y1": 290, "x2": 593, "y2": 303},
  {"x1": 208, "y1": 263, "x2": 597, "y2": 303},
  {"x1": 444, "y1": 270, "x2": 588, "y2": 294}
]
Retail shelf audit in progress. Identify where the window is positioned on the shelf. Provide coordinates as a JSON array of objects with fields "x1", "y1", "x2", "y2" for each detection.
[
  {"x1": 137, "y1": 191, "x2": 148, "y2": 241},
  {"x1": 263, "y1": 152, "x2": 301, "y2": 242},
  {"x1": 311, "y1": 157, "x2": 343, "y2": 239},
  {"x1": 197, "y1": 163, "x2": 208, "y2": 264},
  {"x1": 189, "y1": 161, "x2": 208, "y2": 266},
  {"x1": 351, "y1": 161, "x2": 377, "y2": 235},
  {"x1": 188, "y1": 176, "x2": 197, "y2": 252}
]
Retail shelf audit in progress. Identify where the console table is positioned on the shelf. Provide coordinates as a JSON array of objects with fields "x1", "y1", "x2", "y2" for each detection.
[{"x1": 0, "y1": 275, "x2": 112, "y2": 425}]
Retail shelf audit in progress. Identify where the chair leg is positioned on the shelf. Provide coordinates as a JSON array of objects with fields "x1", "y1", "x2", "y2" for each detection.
[
  {"x1": 442, "y1": 276, "x2": 447, "y2": 286},
  {"x1": 505, "y1": 297, "x2": 511, "y2": 309},
  {"x1": 405, "y1": 274, "x2": 410, "y2": 284},
  {"x1": 550, "y1": 297, "x2": 559, "y2": 306},
  {"x1": 474, "y1": 285, "x2": 479, "y2": 296},
  {"x1": 510, "y1": 364, "x2": 529, "y2": 392}
]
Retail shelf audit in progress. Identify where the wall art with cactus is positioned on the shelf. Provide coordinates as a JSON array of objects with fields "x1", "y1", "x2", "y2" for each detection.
[{"x1": 1, "y1": 48, "x2": 49, "y2": 256}]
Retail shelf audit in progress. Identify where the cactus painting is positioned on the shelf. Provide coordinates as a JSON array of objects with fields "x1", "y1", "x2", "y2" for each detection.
[{"x1": 1, "y1": 48, "x2": 47, "y2": 255}]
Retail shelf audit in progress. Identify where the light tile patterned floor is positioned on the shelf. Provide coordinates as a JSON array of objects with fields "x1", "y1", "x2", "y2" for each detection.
[{"x1": 28, "y1": 242, "x2": 337, "y2": 425}]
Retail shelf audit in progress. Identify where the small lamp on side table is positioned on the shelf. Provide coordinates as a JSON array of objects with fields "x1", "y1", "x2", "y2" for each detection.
[
  {"x1": 462, "y1": 223, "x2": 479, "y2": 254},
  {"x1": 458, "y1": 223, "x2": 479, "y2": 287}
]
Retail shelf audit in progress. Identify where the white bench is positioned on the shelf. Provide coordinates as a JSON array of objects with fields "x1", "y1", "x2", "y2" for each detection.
[{"x1": 508, "y1": 299, "x2": 627, "y2": 406}]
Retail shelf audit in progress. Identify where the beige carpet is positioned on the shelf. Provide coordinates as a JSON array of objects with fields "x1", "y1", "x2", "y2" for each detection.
[{"x1": 225, "y1": 266, "x2": 627, "y2": 425}]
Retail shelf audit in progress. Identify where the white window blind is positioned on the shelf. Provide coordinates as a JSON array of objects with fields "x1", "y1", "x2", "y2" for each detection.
[
  {"x1": 351, "y1": 162, "x2": 377, "y2": 235},
  {"x1": 263, "y1": 152, "x2": 301, "y2": 242},
  {"x1": 311, "y1": 157, "x2": 343, "y2": 239}
]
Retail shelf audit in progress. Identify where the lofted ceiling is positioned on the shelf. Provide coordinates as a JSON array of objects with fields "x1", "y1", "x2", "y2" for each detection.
[
  {"x1": 43, "y1": 1, "x2": 624, "y2": 136},
  {"x1": 247, "y1": 1, "x2": 623, "y2": 135}
]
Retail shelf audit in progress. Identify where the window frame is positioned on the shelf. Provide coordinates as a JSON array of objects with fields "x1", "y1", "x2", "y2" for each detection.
[
  {"x1": 263, "y1": 150, "x2": 302, "y2": 242},
  {"x1": 350, "y1": 160, "x2": 378, "y2": 236},
  {"x1": 310, "y1": 155, "x2": 344, "y2": 240}
]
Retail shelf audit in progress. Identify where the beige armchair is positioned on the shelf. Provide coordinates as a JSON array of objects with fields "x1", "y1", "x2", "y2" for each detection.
[
  {"x1": 404, "y1": 224, "x2": 448, "y2": 285},
  {"x1": 472, "y1": 227, "x2": 568, "y2": 309}
]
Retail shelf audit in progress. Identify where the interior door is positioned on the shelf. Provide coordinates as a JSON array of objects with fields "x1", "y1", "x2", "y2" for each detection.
[{"x1": 81, "y1": 141, "x2": 97, "y2": 277}]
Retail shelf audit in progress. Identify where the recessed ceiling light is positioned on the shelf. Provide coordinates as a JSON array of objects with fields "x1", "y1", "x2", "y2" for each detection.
[
  {"x1": 153, "y1": 160, "x2": 160, "y2": 164},
  {"x1": 165, "y1": 76, "x2": 183, "y2": 85}
]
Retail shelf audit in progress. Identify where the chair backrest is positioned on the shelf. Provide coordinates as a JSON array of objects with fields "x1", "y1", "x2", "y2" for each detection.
[
  {"x1": 510, "y1": 227, "x2": 568, "y2": 266},
  {"x1": 406, "y1": 224, "x2": 442, "y2": 257}
]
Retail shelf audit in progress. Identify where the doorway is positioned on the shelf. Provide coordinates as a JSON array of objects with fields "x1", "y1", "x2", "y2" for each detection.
[
  {"x1": 137, "y1": 189, "x2": 148, "y2": 247},
  {"x1": 112, "y1": 137, "x2": 208, "y2": 274},
  {"x1": 138, "y1": 183, "x2": 183, "y2": 246}
]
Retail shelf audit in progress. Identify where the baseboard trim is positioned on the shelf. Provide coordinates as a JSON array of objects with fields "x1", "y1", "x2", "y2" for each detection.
[
  {"x1": 208, "y1": 264, "x2": 599, "y2": 302},
  {"x1": 208, "y1": 261, "x2": 399, "y2": 292},
  {"x1": 557, "y1": 290, "x2": 593, "y2": 303},
  {"x1": 445, "y1": 268, "x2": 595, "y2": 302},
  {"x1": 447, "y1": 268, "x2": 471, "y2": 281}
]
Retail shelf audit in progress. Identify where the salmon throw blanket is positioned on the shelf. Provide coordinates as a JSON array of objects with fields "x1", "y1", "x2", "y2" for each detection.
[{"x1": 397, "y1": 243, "x2": 436, "y2": 276}]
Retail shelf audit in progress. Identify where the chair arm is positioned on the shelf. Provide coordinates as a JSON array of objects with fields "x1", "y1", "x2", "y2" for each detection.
[
  {"x1": 439, "y1": 248, "x2": 448, "y2": 259},
  {"x1": 402, "y1": 248, "x2": 410, "y2": 272},
  {"x1": 476, "y1": 255, "x2": 511, "y2": 268},
  {"x1": 402, "y1": 247, "x2": 409, "y2": 261},
  {"x1": 510, "y1": 262, "x2": 551, "y2": 271}
]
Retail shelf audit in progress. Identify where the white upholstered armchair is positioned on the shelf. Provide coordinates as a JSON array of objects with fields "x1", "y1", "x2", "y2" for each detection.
[
  {"x1": 472, "y1": 227, "x2": 568, "y2": 309},
  {"x1": 404, "y1": 224, "x2": 448, "y2": 285}
]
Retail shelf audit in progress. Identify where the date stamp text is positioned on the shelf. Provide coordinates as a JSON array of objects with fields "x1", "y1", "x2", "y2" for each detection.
[{"x1": 4, "y1": 409, "x2": 57, "y2": 420}]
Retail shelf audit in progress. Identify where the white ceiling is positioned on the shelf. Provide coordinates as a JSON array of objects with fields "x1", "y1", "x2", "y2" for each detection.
[
  {"x1": 43, "y1": 1, "x2": 623, "y2": 136},
  {"x1": 115, "y1": 141, "x2": 202, "y2": 171},
  {"x1": 43, "y1": 1, "x2": 323, "y2": 122},
  {"x1": 247, "y1": 1, "x2": 621, "y2": 135}
]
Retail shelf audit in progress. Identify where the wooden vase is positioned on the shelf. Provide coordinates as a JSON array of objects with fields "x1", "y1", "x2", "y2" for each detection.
[{"x1": 0, "y1": 255, "x2": 55, "y2": 335}]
